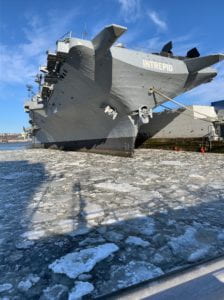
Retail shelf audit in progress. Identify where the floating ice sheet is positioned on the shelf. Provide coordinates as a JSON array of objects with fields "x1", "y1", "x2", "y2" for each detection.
[
  {"x1": 49, "y1": 243, "x2": 119, "y2": 279},
  {"x1": 68, "y1": 281, "x2": 94, "y2": 300},
  {"x1": 98, "y1": 261, "x2": 164, "y2": 294},
  {"x1": 94, "y1": 182, "x2": 140, "y2": 192},
  {"x1": 168, "y1": 227, "x2": 213, "y2": 262}
]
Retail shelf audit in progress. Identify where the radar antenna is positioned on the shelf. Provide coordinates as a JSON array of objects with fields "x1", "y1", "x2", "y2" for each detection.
[
  {"x1": 26, "y1": 84, "x2": 34, "y2": 98},
  {"x1": 82, "y1": 23, "x2": 88, "y2": 39}
]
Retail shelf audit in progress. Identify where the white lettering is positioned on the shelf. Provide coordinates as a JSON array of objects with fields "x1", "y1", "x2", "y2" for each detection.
[{"x1": 143, "y1": 59, "x2": 174, "y2": 72}]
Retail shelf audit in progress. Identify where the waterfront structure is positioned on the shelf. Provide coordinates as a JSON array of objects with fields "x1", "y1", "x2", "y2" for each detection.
[{"x1": 139, "y1": 105, "x2": 219, "y2": 140}]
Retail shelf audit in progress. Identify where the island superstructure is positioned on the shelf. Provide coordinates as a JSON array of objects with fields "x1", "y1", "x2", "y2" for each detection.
[{"x1": 24, "y1": 24, "x2": 224, "y2": 156}]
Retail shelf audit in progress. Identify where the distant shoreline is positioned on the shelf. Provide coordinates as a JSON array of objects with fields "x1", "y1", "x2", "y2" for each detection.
[{"x1": 0, "y1": 140, "x2": 31, "y2": 143}]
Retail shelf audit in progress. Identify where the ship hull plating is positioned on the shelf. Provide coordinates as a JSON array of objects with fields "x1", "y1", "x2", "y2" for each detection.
[
  {"x1": 34, "y1": 137, "x2": 134, "y2": 156},
  {"x1": 30, "y1": 50, "x2": 189, "y2": 156},
  {"x1": 32, "y1": 101, "x2": 138, "y2": 156}
]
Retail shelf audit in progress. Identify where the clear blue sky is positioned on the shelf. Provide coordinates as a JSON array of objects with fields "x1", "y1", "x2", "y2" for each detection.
[{"x1": 0, "y1": 0, "x2": 223, "y2": 132}]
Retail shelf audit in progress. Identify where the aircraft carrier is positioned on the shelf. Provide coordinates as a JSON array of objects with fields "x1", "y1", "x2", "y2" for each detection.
[{"x1": 24, "y1": 24, "x2": 224, "y2": 156}]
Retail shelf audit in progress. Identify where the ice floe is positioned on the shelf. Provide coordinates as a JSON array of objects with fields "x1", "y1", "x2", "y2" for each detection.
[
  {"x1": 187, "y1": 247, "x2": 211, "y2": 262},
  {"x1": 17, "y1": 274, "x2": 40, "y2": 291},
  {"x1": 68, "y1": 226, "x2": 91, "y2": 237},
  {"x1": 79, "y1": 236, "x2": 106, "y2": 246},
  {"x1": 84, "y1": 202, "x2": 105, "y2": 219},
  {"x1": 123, "y1": 217, "x2": 155, "y2": 236},
  {"x1": 160, "y1": 161, "x2": 187, "y2": 166},
  {"x1": 42, "y1": 284, "x2": 68, "y2": 299},
  {"x1": 15, "y1": 240, "x2": 34, "y2": 249},
  {"x1": 0, "y1": 283, "x2": 13, "y2": 293},
  {"x1": 99, "y1": 261, "x2": 163, "y2": 293},
  {"x1": 104, "y1": 231, "x2": 124, "y2": 242},
  {"x1": 94, "y1": 182, "x2": 140, "y2": 192},
  {"x1": 208, "y1": 182, "x2": 224, "y2": 190},
  {"x1": 49, "y1": 243, "x2": 119, "y2": 279},
  {"x1": 21, "y1": 230, "x2": 46, "y2": 240},
  {"x1": 68, "y1": 281, "x2": 94, "y2": 300},
  {"x1": 125, "y1": 236, "x2": 150, "y2": 247},
  {"x1": 77, "y1": 274, "x2": 92, "y2": 281},
  {"x1": 189, "y1": 174, "x2": 205, "y2": 180},
  {"x1": 168, "y1": 227, "x2": 213, "y2": 262}
]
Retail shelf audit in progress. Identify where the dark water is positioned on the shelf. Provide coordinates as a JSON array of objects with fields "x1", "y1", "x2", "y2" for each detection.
[{"x1": 0, "y1": 142, "x2": 31, "y2": 151}]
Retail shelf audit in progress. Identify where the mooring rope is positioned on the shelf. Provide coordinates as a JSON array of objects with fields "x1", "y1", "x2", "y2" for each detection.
[{"x1": 149, "y1": 87, "x2": 217, "y2": 123}]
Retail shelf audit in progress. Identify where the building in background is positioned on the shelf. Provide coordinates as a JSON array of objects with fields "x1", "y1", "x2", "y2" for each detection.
[{"x1": 0, "y1": 133, "x2": 26, "y2": 143}]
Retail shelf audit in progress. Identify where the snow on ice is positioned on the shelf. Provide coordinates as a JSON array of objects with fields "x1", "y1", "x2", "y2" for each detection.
[
  {"x1": 17, "y1": 274, "x2": 40, "y2": 291},
  {"x1": 42, "y1": 284, "x2": 68, "y2": 299},
  {"x1": 123, "y1": 216, "x2": 155, "y2": 236},
  {"x1": 98, "y1": 261, "x2": 164, "y2": 293},
  {"x1": 49, "y1": 243, "x2": 119, "y2": 279},
  {"x1": 68, "y1": 281, "x2": 94, "y2": 300},
  {"x1": 0, "y1": 284, "x2": 13, "y2": 293},
  {"x1": 94, "y1": 182, "x2": 140, "y2": 192},
  {"x1": 168, "y1": 227, "x2": 213, "y2": 262},
  {"x1": 125, "y1": 236, "x2": 150, "y2": 247},
  {"x1": 21, "y1": 230, "x2": 46, "y2": 240},
  {"x1": 160, "y1": 160, "x2": 187, "y2": 166}
]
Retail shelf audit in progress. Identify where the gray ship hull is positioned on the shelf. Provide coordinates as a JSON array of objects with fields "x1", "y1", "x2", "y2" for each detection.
[
  {"x1": 33, "y1": 110, "x2": 137, "y2": 156},
  {"x1": 25, "y1": 24, "x2": 224, "y2": 156},
  {"x1": 31, "y1": 59, "x2": 139, "y2": 156}
]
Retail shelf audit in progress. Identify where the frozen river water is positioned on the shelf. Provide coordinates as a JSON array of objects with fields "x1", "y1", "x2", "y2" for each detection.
[{"x1": 0, "y1": 149, "x2": 224, "y2": 299}]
